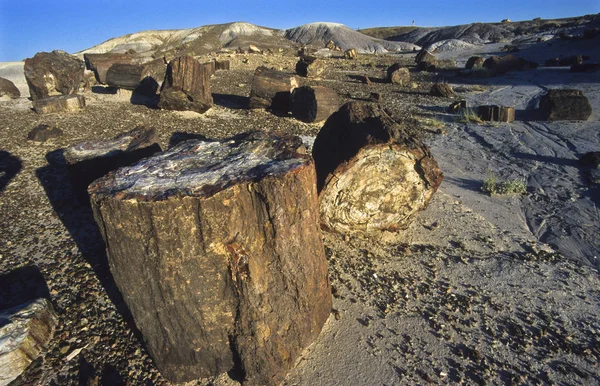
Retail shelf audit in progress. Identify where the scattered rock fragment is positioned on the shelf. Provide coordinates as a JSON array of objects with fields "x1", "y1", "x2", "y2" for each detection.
[
  {"x1": 27, "y1": 124, "x2": 63, "y2": 142},
  {"x1": 0, "y1": 299, "x2": 58, "y2": 386},
  {"x1": 430, "y1": 83, "x2": 455, "y2": 98},
  {"x1": 386, "y1": 64, "x2": 410, "y2": 85},
  {"x1": 295, "y1": 56, "x2": 326, "y2": 78},
  {"x1": 344, "y1": 48, "x2": 358, "y2": 59},
  {"x1": 158, "y1": 55, "x2": 213, "y2": 114},
  {"x1": 33, "y1": 94, "x2": 86, "y2": 114},
  {"x1": 248, "y1": 44, "x2": 261, "y2": 53},
  {"x1": 24, "y1": 50, "x2": 84, "y2": 101},
  {"x1": 538, "y1": 89, "x2": 592, "y2": 121},
  {"x1": 312, "y1": 102, "x2": 443, "y2": 234},
  {"x1": 291, "y1": 85, "x2": 340, "y2": 123},
  {"x1": 465, "y1": 56, "x2": 484, "y2": 70},
  {"x1": 0, "y1": 77, "x2": 20, "y2": 99},
  {"x1": 88, "y1": 131, "x2": 332, "y2": 385},
  {"x1": 448, "y1": 100, "x2": 467, "y2": 113}
]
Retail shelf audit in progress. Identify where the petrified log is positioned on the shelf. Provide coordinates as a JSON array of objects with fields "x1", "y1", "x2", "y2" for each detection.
[
  {"x1": 386, "y1": 64, "x2": 410, "y2": 85},
  {"x1": 465, "y1": 56, "x2": 484, "y2": 69},
  {"x1": 295, "y1": 56, "x2": 326, "y2": 78},
  {"x1": 63, "y1": 126, "x2": 161, "y2": 196},
  {"x1": 344, "y1": 48, "x2": 358, "y2": 59},
  {"x1": 84, "y1": 53, "x2": 133, "y2": 84},
  {"x1": 215, "y1": 60, "x2": 230, "y2": 71},
  {"x1": 538, "y1": 89, "x2": 592, "y2": 121},
  {"x1": 88, "y1": 131, "x2": 332, "y2": 385},
  {"x1": 478, "y1": 105, "x2": 515, "y2": 123},
  {"x1": 105, "y1": 58, "x2": 166, "y2": 92},
  {"x1": 0, "y1": 299, "x2": 58, "y2": 386},
  {"x1": 33, "y1": 94, "x2": 86, "y2": 114},
  {"x1": 248, "y1": 66, "x2": 299, "y2": 112},
  {"x1": 483, "y1": 54, "x2": 537, "y2": 74},
  {"x1": 24, "y1": 51, "x2": 84, "y2": 101},
  {"x1": 415, "y1": 49, "x2": 437, "y2": 65},
  {"x1": 159, "y1": 55, "x2": 213, "y2": 113},
  {"x1": 430, "y1": 83, "x2": 455, "y2": 98},
  {"x1": 203, "y1": 61, "x2": 216, "y2": 76},
  {"x1": 291, "y1": 85, "x2": 339, "y2": 123},
  {"x1": 312, "y1": 102, "x2": 443, "y2": 234},
  {"x1": 0, "y1": 77, "x2": 20, "y2": 99},
  {"x1": 571, "y1": 63, "x2": 600, "y2": 73}
]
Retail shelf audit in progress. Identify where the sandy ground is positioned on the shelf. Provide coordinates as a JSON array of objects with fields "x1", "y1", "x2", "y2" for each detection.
[{"x1": 1, "y1": 38, "x2": 599, "y2": 385}]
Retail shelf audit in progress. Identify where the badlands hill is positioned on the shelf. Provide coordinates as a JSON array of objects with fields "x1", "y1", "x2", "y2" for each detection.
[{"x1": 79, "y1": 21, "x2": 418, "y2": 58}]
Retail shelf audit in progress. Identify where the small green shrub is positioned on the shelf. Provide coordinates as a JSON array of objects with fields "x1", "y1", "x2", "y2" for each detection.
[
  {"x1": 456, "y1": 108, "x2": 483, "y2": 124},
  {"x1": 481, "y1": 174, "x2": 527, "y2": 195}
]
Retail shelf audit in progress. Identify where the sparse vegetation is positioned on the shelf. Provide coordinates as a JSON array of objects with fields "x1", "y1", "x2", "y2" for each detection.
[
  {"x1": 416, "y1": 116, "x2": 445, "y2": 129},
  {"x1": 456, "y1": 108, "x2": 483, "y2": 124},
  {"x1": 481, "y1": 173, "x2": 527, "y2": 195}
]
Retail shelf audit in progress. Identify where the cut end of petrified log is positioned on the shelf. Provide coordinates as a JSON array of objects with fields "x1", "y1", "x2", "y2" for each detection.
[{"x1": 89, "y1": 131, "x2": 309, "y2": 201}]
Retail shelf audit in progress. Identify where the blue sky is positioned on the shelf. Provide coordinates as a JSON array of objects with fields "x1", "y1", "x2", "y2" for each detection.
[{"x1": 0, "y1": 0, "x2": 597, "y2": 61}]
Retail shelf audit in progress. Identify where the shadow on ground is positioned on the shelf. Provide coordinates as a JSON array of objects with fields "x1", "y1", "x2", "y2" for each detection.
[
  {"x1": 213, "y1": 93, "x2": 249, "y2": 110},
  {"x1": 0, "y1": 151, "x2": 22, "y2": 193}
]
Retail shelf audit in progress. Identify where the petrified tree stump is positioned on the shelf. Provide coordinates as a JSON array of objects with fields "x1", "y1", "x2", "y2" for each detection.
[
  {"x1": 88, "y1": 131, "x2": 332, "y2": 385},
  {"x1": 291, "y1": 85, "x2": 339, "y2": 123},
  {"x1": 465, "y1": 56, "x2": 484, "y2": 69},
  {"x1": 386, "y1": 64, "x2": 410, "y2": 85},
  {"x1": 63, "y1": 126, "x2": 161, "y2": 196},
  {"x1": 538, "y1": 89, "x2": 592, "y2": 121},
  {"x1": 33, "y1": 95, "x2": 86, "y2": 114},
  {"x1": 295, "y1": 56, "x2": 326, "y2": 78},
  {"x1": 158, "y1": 55, "x2": 213, "y2": 113},
  {"x1": 24, "y1": 51, "x2": 84, "y2": 101},
  {"x1": 430, "y1": 83, "x2": 455, "y2": 98},
  {"x1": 312, "y1": 102, "x2": 443, "y2": 234},
  {"x1": 415, "y1": 49, "x2": 437, "y2": 65},
  {"x1": 248, "y1": 66, "x2": 299, "y2": 112},
  {"x1": 478, "y1": 105, "x2": 515, "y2": 123}
]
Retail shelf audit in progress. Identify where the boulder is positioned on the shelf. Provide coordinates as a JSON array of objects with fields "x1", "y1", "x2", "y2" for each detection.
[
  {"x1": 538, "y1": 89, "x2": 592, "y2": 121},
  {"x1": 24, "y1": 51, "x2": 84, "y2": 101},
  {"x1": 312, "y1": 102, "x2": 443, "y2": 234},
  {"x1": 483, "y1": 54, "x2": 538, "y2": 74},
  {"x1": 415, "y1": 49, "x2": 437, "y2": 65},
  {"x1": 0, "y1": 77, "x2": 20, "y2": 99},
  {"x1": 88, "y1": 131, "x2": 332, "y2": 385},
  {"x1": 248, "y1": 66, "x2": 299, "y2": 112},
  {"x1": 0, "y1": 299, "x2": 58, "y2": 386},
  {"x1": 33, "y1": 95, "x2": 86, "y2": 114},
  {"x1": 248, "y1": 44, "x2": 261, "y2": 53},
  {"x1": 27, "y1": 124, "x2": 63, "y2": 142},
  {"x1": 465, "y1": 56, "x2": 484, "y2": 70},
  {"x1": 158, "y1": 56, "x2": 213, "y2": 114},
  {"x1": 430, "y1": 83, "x2": 455, "y2": 98},
  {"x1": 386, "y1": 64, "x2": 410, "y2": 85}
]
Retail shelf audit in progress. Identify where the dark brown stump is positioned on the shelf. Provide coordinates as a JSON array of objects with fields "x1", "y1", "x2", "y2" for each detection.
[
  {"x1": 215, "y1": 60, "x2": 230, "y2": 71},
  {"x1": 33, "y1": 95, "x2": 86, "y2": 114},
  {"x1": 538, "y1": 89, "x2": 592, "y2": 121},
  {"x1": 312, "y1": 102, "x2": 443, "y2": 234},
  {"x1": 84, "y1": 53, "x2": 134, "y2": 84},
  {"x1": 24, "y1": 51, "x2": 84, "y2": 101},
  {"x1": 63, "y1": 126, "x2": 161, "y2": 197},
  {"x1": 478, "y1": 105, "x2": 515, "y2": 123},
  {"x1": 465, "y1": 56, "x2": 484, "y2": 69},
  {"x1": 415, "y1": 49, "x2": 437, "y2": 65},
  {"x1": 430, "y1": 83, "x2": 455, "y2": 98},
  {"x1": 291, "y1": 85, "x2": 340, "y2": 123},
  {"x1": 386, "y1": 64, "x2": 410, "y2": 85},
  {"x1": 158, "y1": 56, "x2": 213, "y2": 114},
  {"x1": 88, "y1": 131, "x2": 332, "y2": 385},
  {"x1": 248, "y1": 66, "x2": 299, "y2": 112},
  {"x1": 203, "y1": 61, "x2": 216, "y2": 76}
]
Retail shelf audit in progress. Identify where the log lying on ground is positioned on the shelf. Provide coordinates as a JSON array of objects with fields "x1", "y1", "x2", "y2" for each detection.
[
  {"x1": 63, "y1": 126, "x2": 161, "y2": 196},
  {"x1": 386, "y1": 64, "x2": 410, "y2": 85},
  {"x1": 538, "y1": 89, "x2": 592, "y2": 121},
  {"x1": 415, "y1": 49, "x2": 436, "y2": 65},
  {"x1": 465, "y1": 56, "x2": 484, "y2": 69},
  {"x1": 248, "y1": 66, "x2": 299, "y2": 112},
  {"x1": 291, "y1": 85, "x2": 339, "y2": 123},
  {"x1": 33, "y1": 95, "x2": 85, "y2": 114},
  {"x1": 483, "y1": 54, "x2": 538, "y2": 74},
  {"x1": 430, "y1": 83, "x2": 455, "y2": 98},
  {"x1": 84, "y1": 53, "x2": 134, "y2": 84},
  {"x1": 88, "y1": 131, "x2": 332, "y2": 385},
  {"x1": 312, "y1": 102, "x2": 443, "y2": 234},
  {"x1": 105, "y1": 58, "x2": 166, "y2": 93},
  {"x1": 478, "y1": 105, "x2": 515, "y2": 123},
  {"x1": 0, "y1": 299, "x2": 58, "y2": 386},
  {"x1": 295, "y1": 56, "x2": 326, "y2": 78},
  {"x1": 158, "y1": 56, "x2": 213, "y2": 113}
]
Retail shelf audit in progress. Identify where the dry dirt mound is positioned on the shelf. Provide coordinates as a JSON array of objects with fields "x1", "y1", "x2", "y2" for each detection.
[
  {"x1": 285, "y1": 22, "x2": 419, "y2": 53},
  {"x1": 391, "y1": 23, "x2": 514, "y2": 46},
  {"x1": 427, "y1": 39, "x2": 477, "y2": 53}
]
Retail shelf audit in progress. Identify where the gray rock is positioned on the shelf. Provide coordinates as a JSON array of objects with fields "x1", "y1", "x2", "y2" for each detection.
[
  {"x1": 24, "y1": 51, "x2": 84, "y2": 101},
  {"x1": 0, "y1": 299, "x2": 58, "y2": 386}
]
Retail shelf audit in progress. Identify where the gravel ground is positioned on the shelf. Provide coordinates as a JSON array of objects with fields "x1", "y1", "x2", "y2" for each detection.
[{"x1": 1, "y1": 51, "x2": 599, "y2": 385}]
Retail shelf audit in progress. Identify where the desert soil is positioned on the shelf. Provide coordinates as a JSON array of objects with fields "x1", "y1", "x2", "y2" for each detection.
[{"x1": 1, "y1": 47, "x2": 599, "y2": 385}]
